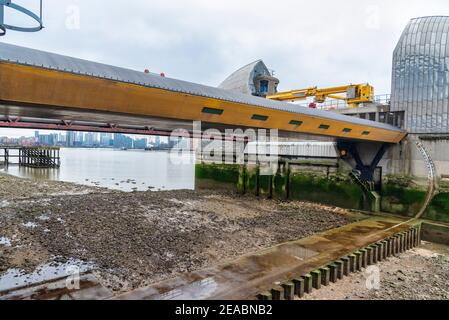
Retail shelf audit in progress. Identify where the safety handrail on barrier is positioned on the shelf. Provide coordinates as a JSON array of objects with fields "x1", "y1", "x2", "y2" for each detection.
[
  {"x1": 415, "y1": 140, "x2": 438, "y2": 219},
  {"x1": 297, "y1": 94, "x2": 391, "y2": 110}
]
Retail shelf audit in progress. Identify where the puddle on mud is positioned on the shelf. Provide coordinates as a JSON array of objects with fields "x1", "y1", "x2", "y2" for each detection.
[
  {"x1": 0, "y1": 259, "x2": 95, "y2": 293},
  {"x1": 0, "y1": 200, "x2": 10, "y2": 208},
  {"x1": 157, "y1": 277, "x2": 218, "y2": 300},
  {"x1": 22, "y1": 222, "x2": 38, "y2": 229},
  {"x1": 279, "y1": 246, "x2": 318, "y2": 261},
  {"x1": 0, "y1": 237, "x2": 12, "y2": 247},
  {"x1": 37, "y1": 214, "x2": 50, "y2": 221}
]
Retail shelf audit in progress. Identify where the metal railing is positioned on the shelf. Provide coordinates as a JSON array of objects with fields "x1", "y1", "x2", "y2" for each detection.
[
  {"x1": 373, "y1": 94, "x2": 391, "y2": 105},
  {"x1": 296, "y1": 94, "x2": 391, "y2": 111},
  {"x1": 415, "y1": 140, "x2": 438, "y2": 219}
]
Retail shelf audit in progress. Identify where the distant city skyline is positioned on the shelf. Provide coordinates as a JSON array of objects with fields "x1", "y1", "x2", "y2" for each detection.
[
  {"x1": 0, "y1": 128, "x2": 156, "y2": 140},
  {"x1": 0, "y1": 129, "x2": 174, "y2": 150}
]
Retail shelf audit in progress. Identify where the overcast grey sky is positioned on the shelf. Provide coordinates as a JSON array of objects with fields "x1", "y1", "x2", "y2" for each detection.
[{"x1": 1, "y1": 0, "x2": 448, "y2": 137}]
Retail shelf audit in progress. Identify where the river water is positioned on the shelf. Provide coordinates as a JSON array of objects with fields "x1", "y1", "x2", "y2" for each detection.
[{"x1": 2, "y1": 148, "x2": 195, "y2": 192}]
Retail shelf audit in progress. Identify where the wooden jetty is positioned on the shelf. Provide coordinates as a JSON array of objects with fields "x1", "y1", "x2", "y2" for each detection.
[{"x1": 1, "y1": 146, "x2": 60, "y2": 168}]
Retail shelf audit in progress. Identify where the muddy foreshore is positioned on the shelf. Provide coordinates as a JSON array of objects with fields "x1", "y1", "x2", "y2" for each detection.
[{"x1": 0, "y1": 172, "x2": 351, "y2": 294}]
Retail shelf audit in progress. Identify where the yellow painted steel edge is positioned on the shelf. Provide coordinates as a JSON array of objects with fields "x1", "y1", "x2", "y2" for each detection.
[{"x1": 0, "y1": 63, "x2": 407, "y2": 143}]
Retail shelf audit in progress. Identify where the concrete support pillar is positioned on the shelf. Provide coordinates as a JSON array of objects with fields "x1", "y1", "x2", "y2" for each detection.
[
  {"x1": 282, "y1": 282, "x2": 295, "y2": 300},
  {"x1": 329, "y1": 264, "x2": 338, "y2": 283},
  {"x1": 360, "y1": 249, "x2": 368, "y2": 268},
  {"x1": 302, "y1": 274, "x2": 313, "y2": 294},
  {"x1": 379, "y1": 240, "x2": 387, "y2": 261},
  {"x1": 403, "y1": 232, "x2": 407, "y2": 251},
  {"x1": 407, "y1": 229, "x2": 412, "y2": 250},
  {"x1": 348, "y1": 254, "x2": 357, "y2": 272},
  {"x1": 386, "y1": 238, "x2": 391, "y2": 258},
  {"x1": 406, "y1": 230, "x2": 412, "y2": 250},
  {"x1": 370, "y1": 244, "x2": 378, "y2": 264},
  {"x1": 416, "y1": 225, "x2": 422, "y2": 246},
  {"x1": 397, "y1": 235, "x2": 402, "y2": 254},
  {"x1": 366, "y1": 247, "x2": 373, "y2": 265},
  {"x1": 404, "y1": 232, "x2": 409, "y2": 250},
  {"x1": 354, "y1": 251, "x2": 362, "y2": 271},
  {"x1": 293, "y1": 278, "x2": 305, "y2": 298},
  {"x1": 373, "y1": 243, "x2": 380, "y2": 263},
  {"x1": 373, "y1": 242, "x2": 382, "y2": 262},
  {"x1": 341, "y1": 257, "x2": 350, "y2": 276},
  {"x1": 271, "y1": 287, "x2": 282, "y2": 300},
  {"x1": 320, "y1": 267, "x2": 330, "y2": 286},
  {"x1": 376, "y1": 242, "x2": 383, "y2": 261},
  {"x1": 383, "y1": 240, "x2": 389, "y2": 259},
  {"x1": 393, "y1": 236, "x2": 399, "y2": 255},
  {"x1": 417, "y1": 225, "x2": 421, "y2": 245},
  {"x1": 366, "y1": 245, "x2": 374, "y2": 266},
  {"x1": 378, "y1": 242, "x2": 383, "y2": 260},
  {"x1": 413, "y1": 227, "x2": 418, "y2": 247},
  {"x1": 401, "y1": 233, "x2": 406, "y2": 252},
  {"x1": 257, "y1": 292, "x2": 272, "y2": 300},
  {"x1": 311, "y1": 270, "x2": 322, "y2": 290},
  {"x1": 335, "y1": 260, "x2": 344, "y2": 279}
]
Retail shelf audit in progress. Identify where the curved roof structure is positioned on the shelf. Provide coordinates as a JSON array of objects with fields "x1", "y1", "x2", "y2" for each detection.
[
  {"x1": 391, "y1": 16, "x2": 449, "y2": 133},
  {"x1": 0, "y1": 43, "x2": 406, "y2": 143},
  {"x1": 218, "y1": 60, "x2": 270, "y2": 95}
]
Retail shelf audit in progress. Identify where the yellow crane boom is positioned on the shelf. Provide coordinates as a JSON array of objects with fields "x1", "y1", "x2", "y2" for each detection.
[{"x1": 266, "y1": 83, "x2": 374, "y2": 108}]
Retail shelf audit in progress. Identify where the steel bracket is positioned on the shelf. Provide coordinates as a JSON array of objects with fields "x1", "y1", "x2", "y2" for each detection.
[{"x1": 337, "y1": 140, "x2": 389, "y2": 183}]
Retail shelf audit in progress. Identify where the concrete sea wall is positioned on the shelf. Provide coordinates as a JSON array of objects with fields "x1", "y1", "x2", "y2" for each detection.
[
  {"x1": 196, "y1": 161, "x2": 366, "y2": 210},
  {"x1": 381, "y1": 176, "x2": 449, "y2": 222},
  {"x1": 195, "y1": 162, "x2": 449, "y2": 223}
]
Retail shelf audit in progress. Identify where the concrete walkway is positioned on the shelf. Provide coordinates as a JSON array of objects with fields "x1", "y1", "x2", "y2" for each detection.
[{"x1": 114, "y1": 216, "x2": 418, "y2": 300}]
